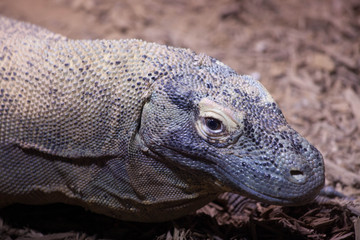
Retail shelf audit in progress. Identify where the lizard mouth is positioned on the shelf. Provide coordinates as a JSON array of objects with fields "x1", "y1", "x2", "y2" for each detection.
[
  {"x1": 225, "y1": 175, "x2": 323, "y2": 206},
  {"x1": 220, "y1": 161, "x2": 325, "y2": 206},
  {"x1": 148, "y1": 135, "x2": 324, "y2": 206}
]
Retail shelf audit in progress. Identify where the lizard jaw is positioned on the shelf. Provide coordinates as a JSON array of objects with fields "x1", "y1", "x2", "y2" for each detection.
[{"x1": 239, "y1": 180, "x2": 323, "y2": 206}]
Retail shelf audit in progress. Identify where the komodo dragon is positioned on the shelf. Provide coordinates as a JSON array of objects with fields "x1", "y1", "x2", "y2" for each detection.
[{"x1": 0, "y1": 16, "x2": 325, "y2": 222}]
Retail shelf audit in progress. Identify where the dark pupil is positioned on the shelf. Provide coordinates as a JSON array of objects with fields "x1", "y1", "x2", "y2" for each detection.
[{"x1": 205, "y1": 118, "x2": 221, "y2": 131}]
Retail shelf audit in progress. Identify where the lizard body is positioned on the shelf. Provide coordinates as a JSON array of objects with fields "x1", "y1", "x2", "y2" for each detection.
[{"x1": 0, "y1": 16, "x2": 325, "y2": 222}]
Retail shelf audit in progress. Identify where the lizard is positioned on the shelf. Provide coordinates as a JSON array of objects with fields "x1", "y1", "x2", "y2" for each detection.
[{"x1": 0, "y1": 16, "x2": 325, "y2": 222}]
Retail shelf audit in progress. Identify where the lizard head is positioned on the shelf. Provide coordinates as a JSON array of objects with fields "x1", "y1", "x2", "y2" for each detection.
[{"x1": 138, "y1": 51, "x2": 325, "y2": 206}]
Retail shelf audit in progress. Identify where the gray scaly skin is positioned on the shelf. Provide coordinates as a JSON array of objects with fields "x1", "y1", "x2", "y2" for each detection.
[{"x1": 0, "y1": 16, "x2": 325, "y2": 222}]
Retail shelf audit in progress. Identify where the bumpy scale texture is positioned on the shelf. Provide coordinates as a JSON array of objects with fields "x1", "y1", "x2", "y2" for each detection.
[{"x1": 0, "y1": 16, "x2": 325, "y2": 222}]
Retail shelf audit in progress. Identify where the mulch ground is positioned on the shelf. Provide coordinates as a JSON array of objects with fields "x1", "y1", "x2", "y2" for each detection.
[{"x1": 0, "y1": 0, "x2": 359, "y2": 239}]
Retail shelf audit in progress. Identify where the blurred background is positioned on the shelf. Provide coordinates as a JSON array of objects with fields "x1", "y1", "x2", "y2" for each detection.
[{"x1": 1, "y1": 0, "x2": 359, "y2": 239}]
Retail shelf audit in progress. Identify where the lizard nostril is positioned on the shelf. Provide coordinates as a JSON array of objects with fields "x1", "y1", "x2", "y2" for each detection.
[{"x1": 290, "y1": 169, "x2": 306, "y2": 183}]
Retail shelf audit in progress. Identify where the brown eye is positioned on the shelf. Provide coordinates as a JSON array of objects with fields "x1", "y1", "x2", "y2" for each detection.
[
  {"x1": 196, "y1": 98, "x2": 240, "y2": 143},
  {"x1": 204, "y1": 117, "x2": 223, "y2": 132}
]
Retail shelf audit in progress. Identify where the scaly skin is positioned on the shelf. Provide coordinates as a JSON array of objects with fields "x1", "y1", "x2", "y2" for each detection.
[{"x1": 0, "y1": 16, "x2": 325, "y2": 222}]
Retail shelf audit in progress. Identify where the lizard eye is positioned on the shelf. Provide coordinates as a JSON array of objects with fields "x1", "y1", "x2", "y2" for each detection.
[
  {"x1": 203, "y1": 117, "x2": 224, "y2": 134},
  {"x1": 198, "y1": 116, "x2": 227, "y2": 141},
  {"x1": 196, "y1": 98, "x2": 241, "y2": 143}
]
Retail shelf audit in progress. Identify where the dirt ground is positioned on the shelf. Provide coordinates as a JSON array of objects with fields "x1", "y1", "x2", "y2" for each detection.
[{"x1": 0, "y1": 0, "x2": 360, "y2": 239}]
